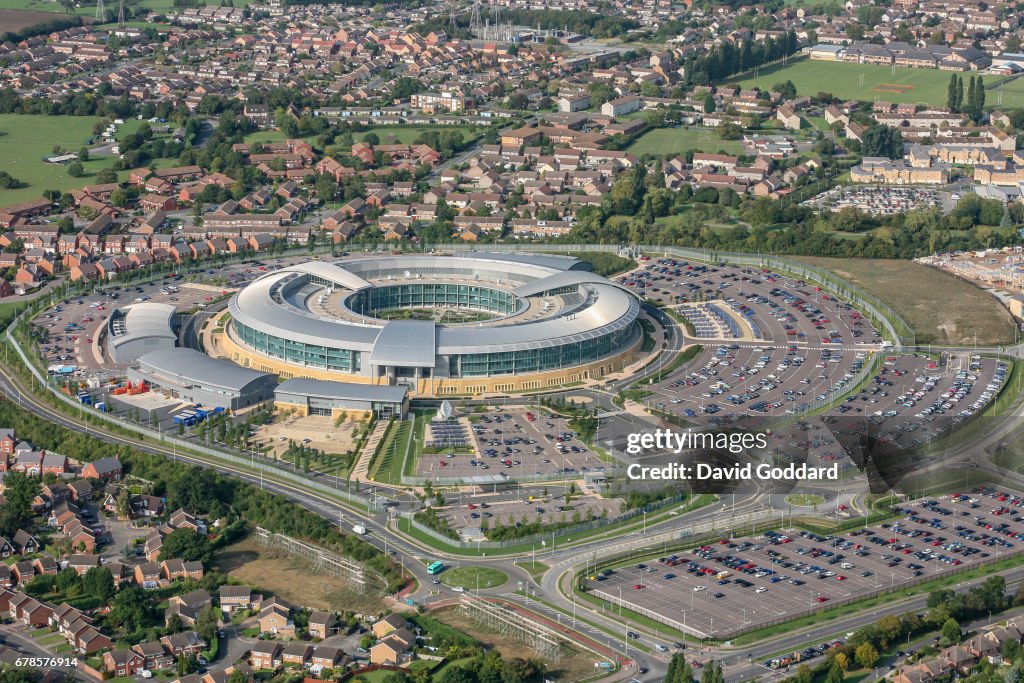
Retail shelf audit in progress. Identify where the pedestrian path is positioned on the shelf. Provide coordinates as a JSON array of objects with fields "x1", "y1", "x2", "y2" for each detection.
[{"x1": 350, "y1": 420, "x2": 390, "y2": 481}]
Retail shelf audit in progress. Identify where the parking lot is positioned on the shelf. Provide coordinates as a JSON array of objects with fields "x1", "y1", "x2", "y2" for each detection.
[
  {"x1": 616, "y1": 259, "x2": 882, "y2": 419},
  {"x1": 588, "y1": 486, "x2": 1024, "y2": 639},
  {"x1": 802, "y1": 186, "x2": 941, "y2": 216},
  {"x1": 415, "y1": 407, "x2": 609, "y2": 481},
  {"x1": 604, "y1": 258, "x2": 1009, "y2": 476},
  {"x1": 33, "y1": 253, "x2": 347, "y2": 379},
  {"x1": 35, "y1": 279, "x2": 217, "y2": 375}
]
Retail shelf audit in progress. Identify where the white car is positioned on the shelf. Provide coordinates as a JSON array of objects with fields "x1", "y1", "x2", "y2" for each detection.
[{"x1": 693, "y1": 585, "x2": 706, "y2": 592}]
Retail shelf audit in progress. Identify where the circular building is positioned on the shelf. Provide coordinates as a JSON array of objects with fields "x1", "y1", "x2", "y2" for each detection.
[{"x1": 221, "y1": 252, "x2": 642, "y2": 396}]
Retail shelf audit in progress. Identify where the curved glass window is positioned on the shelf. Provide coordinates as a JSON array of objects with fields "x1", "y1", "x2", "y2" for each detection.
[{"x1": 347, "y1": 284, "x2": 521, "y2": 318}]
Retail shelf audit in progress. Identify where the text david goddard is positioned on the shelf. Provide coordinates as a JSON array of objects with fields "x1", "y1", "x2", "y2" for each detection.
[{"x1": 626, "y1": 462, "x2": 840, "y2": 482}]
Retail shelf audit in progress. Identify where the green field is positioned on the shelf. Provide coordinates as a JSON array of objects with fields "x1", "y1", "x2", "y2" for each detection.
[
  {"x1": 626, "y1": 127, "x2": 745, "y2": 157},
  {"x1": 735, "y1": 57, "x2": 1008, "y2": 106},
  {"x1": 784, "y1": 493, "x2": 825, "y2": 507},
  {"x1": 793, "y1": 256, "x2": 1018, "y2": 345},
  {"x1": 242, "y1": 130, "x2": 290, "y2": 146},
  {"x1": 439, "y1": 566, "x2": 509, "y2": 590},
  {"x1": 0, "y1": 114, "x2": 151, "y2": 207},
  {"x1": 358, "y1": 125, "x2": 479, "y2": 145}
]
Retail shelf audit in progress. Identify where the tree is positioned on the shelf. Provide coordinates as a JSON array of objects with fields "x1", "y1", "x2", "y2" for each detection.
[
  {"x1": 973, "y1": 76, "x2": 986, "y2": 117},
  {"x1": 67, "y1": 162, "x2": 84, "y2": 178},
  {"x1": 439, "y1": 667, "x2": 476, "y2": 683},
  {"x1": 195, "y1": 605, "x2": 219, "y2": 643},
  {"x1": 666, "y1": 653, "x2": 694, "y2": 683},
  {"x1": 159, "y1": 528, "x2": 211, "y2": 564},
  {"x1": 0, "y1": 471, "x2": 38, "y2": 537},
  {"x1": 942, "y1": 617, "x2": 961, "y2": 644},
  {"x1": 82, "y1": 566, "x2": 116, "y2": 603},
  {"x1": 703, "y1": 94, "x2": 716, "y2": 114},
  {"x1": 115, "y1": 488, "x2": 132, "y2": 519},
  {"x1": 363, "y1": 132, "x2": 380, "y2": 146},
  {"x1": 774, "y1": 80, "x2": 797, "y2": 100},
  {"x1": 108, "y1": 586, "x2": 158, "y2": 633},
  {"x1": 95, "y1": 168, "x2": 118, "y2": 184},
  {"x1": 826, "y1": 659, "x2": 844, "y2": 683},
  {"x1": 947, "y1": 74, "x2": 960, "y2": 111},
  {"x1": 316, "y1": 174, "x2": 337, "y2": 203},
  {"x1": 855, "y1": 642, "x2": 880, "y2": 669},
  {"x1": 860, "y1": 124, "x2": 904, "y2": 159},
  {"x1": 55, "y1": 567, "x2": 82, "y2": 596}
]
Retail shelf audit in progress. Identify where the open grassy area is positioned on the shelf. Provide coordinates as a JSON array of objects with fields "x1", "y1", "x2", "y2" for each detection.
[
  {"x1": 626, "y1": 127, "x2": 745, "y2": 157},
  {"x1": 518, "y1": 560, "x2": 549, "y2": 580},
  {"x1": 439, "y1": 566, "x2": 509, "y2": 590},
  {"x1": 358, "y1": 125, "x2": 480, "y2": 145},
  {"x1": 792, "y1": 257, "x2": 1017, "y2": 345},
  {"x1": 369, "y1": 418, "x2": 413, "y2": 485},
  {"x1": 0, "y1": 114, "x2": 157, "y2": 207},
  {"x1": 785, "y1": 494, "x2": 825, "y2": 507},
  {"x1": 212, "y1": 535, "x2": 386, "y2": 613},
  {"x1": 734, "y1": 57, "x2": 1007, "y2": 106}
]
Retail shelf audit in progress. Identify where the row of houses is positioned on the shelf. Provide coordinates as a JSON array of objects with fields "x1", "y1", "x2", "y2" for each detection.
[{"x1": 892, "y1": 621, "x2": 1024, "y2": 683}]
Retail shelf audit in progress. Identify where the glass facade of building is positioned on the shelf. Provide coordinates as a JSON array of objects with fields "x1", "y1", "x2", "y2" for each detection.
[
  {"x1": 452, "y1": 325, "x2": 637, "y2": 377},
  {"x1": 234, "y1": 320, "x2": 362, "y2": 372},
  {"x1": 347, "y1": 284, "x2": 521, "y2": 318},
  {"x1": 231, "y1": 319, "x2": 636, "y2": 378}
]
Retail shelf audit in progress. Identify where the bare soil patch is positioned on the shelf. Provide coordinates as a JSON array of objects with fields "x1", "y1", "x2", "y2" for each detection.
[
  {"x1": 212, "y1": 536, "x2": 386, "y2": 614},
  {"x1": 0, "y1": 8, "x2": 65, "y2": 32}
]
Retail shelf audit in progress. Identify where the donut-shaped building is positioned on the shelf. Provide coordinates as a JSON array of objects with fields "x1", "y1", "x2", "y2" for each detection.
[{"x1": 220, "y1": 252, "x2": 643, "y2": 397}]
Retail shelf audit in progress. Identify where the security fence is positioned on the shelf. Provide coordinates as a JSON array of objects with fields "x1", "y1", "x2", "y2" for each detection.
[{"x1": 6, "y1": 312, "x2": 383, "y2": 514}]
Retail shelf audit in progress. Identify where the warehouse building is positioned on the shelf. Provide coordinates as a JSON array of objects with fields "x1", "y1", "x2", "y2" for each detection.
[
  {"x1": 274, "y1": 378, "x2": 408, "y2": 419},
  {"x1": 107, "y1": 303, "x2": 179, "y2": 363},
  {"x1": 129, "y1": 348, "x2": 276, "y2": 411}
]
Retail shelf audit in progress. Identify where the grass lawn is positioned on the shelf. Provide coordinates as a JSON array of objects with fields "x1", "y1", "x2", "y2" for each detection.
[
  {"x1": 242, "y1": 130, "x2": 289, "y2": 146},
  {"x1": 792, "y1": 257, "x2": 1018, "y2": 346},
  {"x1": 784, "y1": 493, "x2": 825, "y2": 507},
  {"x1": 439, "y1": 566, "x2": 509, "y2": 590},
  {"x1": 627, "y1": 127, "x2": 745, "y2": 157},
  {"x1": 369, "y1": 418, "x2": 412, "y2": 485},
  {"x1": 358, "y1": 125, "x2": 480, "y2": 145},
  {"x1": 734, "y1": 57, "x2": 1009, "y2": 106},
  {"x1": 0, "y1": 114, "x2": 153, "y2": 207},
  {"x1": 517, "y1": 560, "x2": 549, "y2": 580}
]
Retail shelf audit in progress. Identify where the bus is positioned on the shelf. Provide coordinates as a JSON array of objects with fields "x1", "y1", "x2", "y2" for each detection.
[{"x1": 426, "y1": 561, "x2": 445, "y2": 575}]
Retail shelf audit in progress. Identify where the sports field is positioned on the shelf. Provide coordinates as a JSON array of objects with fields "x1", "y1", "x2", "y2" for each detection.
[
  {"x1": 736, "y1": 58, "x2": 1008, "y2": 106},
  {"x1": 0, "y1": 114, "x2": 150, "y2": 207},
  {"x1": 626, "y1": 127, "x2": 745, "y2": 157}
]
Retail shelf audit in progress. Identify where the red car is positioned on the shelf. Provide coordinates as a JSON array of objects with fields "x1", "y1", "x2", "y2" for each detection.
[
  {"x1": 816, "y1": 596, "x2": 829, "y2": 603},
  {"x1": 467, "y1": 504, "x2": 477, "y2": 510},
  {"x1": 633, "y1": 584, "x2": 645, "y2": 590}
]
